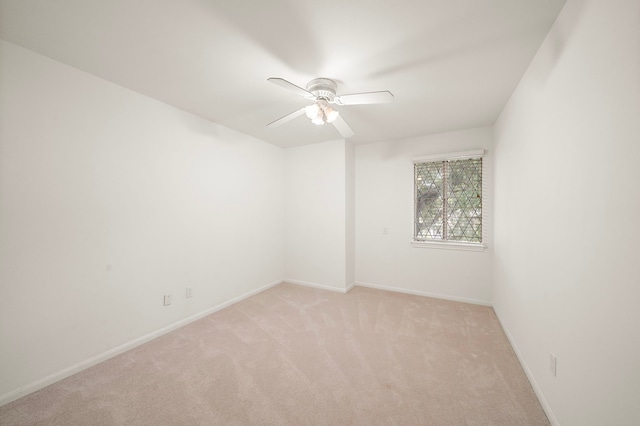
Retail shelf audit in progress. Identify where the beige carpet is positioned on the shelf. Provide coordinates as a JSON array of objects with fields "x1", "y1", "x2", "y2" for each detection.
[{"x1": 0, "y1": 283, "x2": 549, "y2": 425}]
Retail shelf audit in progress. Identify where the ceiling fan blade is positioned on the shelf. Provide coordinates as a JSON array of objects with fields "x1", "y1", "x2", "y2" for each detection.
[
  {"x1": 335, "y1": 91, "x2": 394, "y2": 105},
  {"x1": 267, "y1": 108, "x2": 306, "y2": 127},
  {"x1": 331, "y1": 114, "x2": 355, "y2": 138},
  {"x1": 268, "y1": 77, "x2": 315, "y2": 99}
]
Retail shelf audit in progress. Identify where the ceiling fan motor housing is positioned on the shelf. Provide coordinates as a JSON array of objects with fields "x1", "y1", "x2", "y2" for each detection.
[{"x1": 306, "y1": 78, "x2": 337, "y2": 102}]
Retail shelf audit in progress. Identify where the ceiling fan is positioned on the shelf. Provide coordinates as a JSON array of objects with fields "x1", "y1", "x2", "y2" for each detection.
[{"x1": 267, "y1": 77, "x2": 394, "y2": 138}]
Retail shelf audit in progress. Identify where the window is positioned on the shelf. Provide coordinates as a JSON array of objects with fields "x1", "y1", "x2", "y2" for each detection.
[{"x1": 413, "y1": 150, "x2": 484, "y2": 248}]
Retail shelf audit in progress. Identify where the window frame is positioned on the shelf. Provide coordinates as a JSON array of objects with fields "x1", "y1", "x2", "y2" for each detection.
[{"x1": 411, "y1": 149, "x2": 486, "y2": 251}]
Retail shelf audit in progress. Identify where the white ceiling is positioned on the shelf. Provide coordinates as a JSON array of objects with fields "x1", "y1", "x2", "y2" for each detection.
[{"x1": 0, "y1": 0, "x2": 566, "y2": 148}]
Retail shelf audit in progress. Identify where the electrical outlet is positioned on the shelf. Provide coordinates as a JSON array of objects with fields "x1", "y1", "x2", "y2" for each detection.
[
  {"x1": 550, "y1": 353, "x2": 557, "y2": 377},
  {"x1": 163, "y1": 294, "x2": 172, "y2": 306},
  {"x1": 186, "y1": 287, "x2": 193, "y2": 298}
]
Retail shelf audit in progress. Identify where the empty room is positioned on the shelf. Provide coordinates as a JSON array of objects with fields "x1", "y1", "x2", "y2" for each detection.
[{"x1": 1, "y1": 0, "x2": 638, "y2": 425}]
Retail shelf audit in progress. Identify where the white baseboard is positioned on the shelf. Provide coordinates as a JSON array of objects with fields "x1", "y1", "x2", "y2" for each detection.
[
  {"x1": 284, "y1": 279, "x2": 351, "y2": 294},
  {"x1": 493, "y1": 309, "x2": 559, "y2": 426},
  {"x1": 0, "y1": 279, "x2": 283, "y2": 407},
  {"x1": 354, "y1": 281, "x2": 492, "y2": 306}
]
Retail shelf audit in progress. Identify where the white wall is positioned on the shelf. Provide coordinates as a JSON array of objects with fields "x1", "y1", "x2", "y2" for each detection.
[
  {"x1": 355, "y1": 127, "x2": 494, "y2": 305},
  {"x1": 345, "y1": 141, "x2": 356, "y2": 290},
  {"x1": 493, "y1": 0, "x2": 640, "y2": 424},
  {"x1": 284, "y1": 139, "x2": 352, "y2": 291},
  {"x1": 0, "y1": 40, "x2": 285, "y2": 401}
]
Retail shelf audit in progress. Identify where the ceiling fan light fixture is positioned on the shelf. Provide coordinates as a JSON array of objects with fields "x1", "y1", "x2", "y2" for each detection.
[
  {"x1": 306, "y1": 100, "x2": 337, "y2": 125},
  {"x1": 304, "y1": 103, "x2": 320, "y2": 119},
  {"x1": 325, "y1": 107, "x2": 339, "y2": 123},
  {"x1": 311, "y1": 115, "x2": 325, "y2": 126}
]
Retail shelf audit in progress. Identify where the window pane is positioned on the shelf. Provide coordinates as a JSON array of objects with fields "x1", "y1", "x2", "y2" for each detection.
[
  {"x1": 446, "y1": 158, "x2": 482, "y2": 242},
  {"x1": 414, "y1": 156, "x2": 483, "y2": 244},
  {"x1": 415, "y1": 162, "x2": 444, "y2": 240}
]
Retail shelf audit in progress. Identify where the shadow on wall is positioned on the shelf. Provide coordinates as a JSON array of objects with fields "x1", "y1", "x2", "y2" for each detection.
[
  {"x1": 524, "y1": 0, "x2": 587, "y2": 87},
  {"x1": 177, "y1": 111, "x2": 263, "y2": 148}
]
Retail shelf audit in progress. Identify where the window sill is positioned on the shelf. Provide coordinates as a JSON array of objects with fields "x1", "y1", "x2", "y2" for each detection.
[{"x1": 411, "y1": 240, "x2": 487, "y2": 252}]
